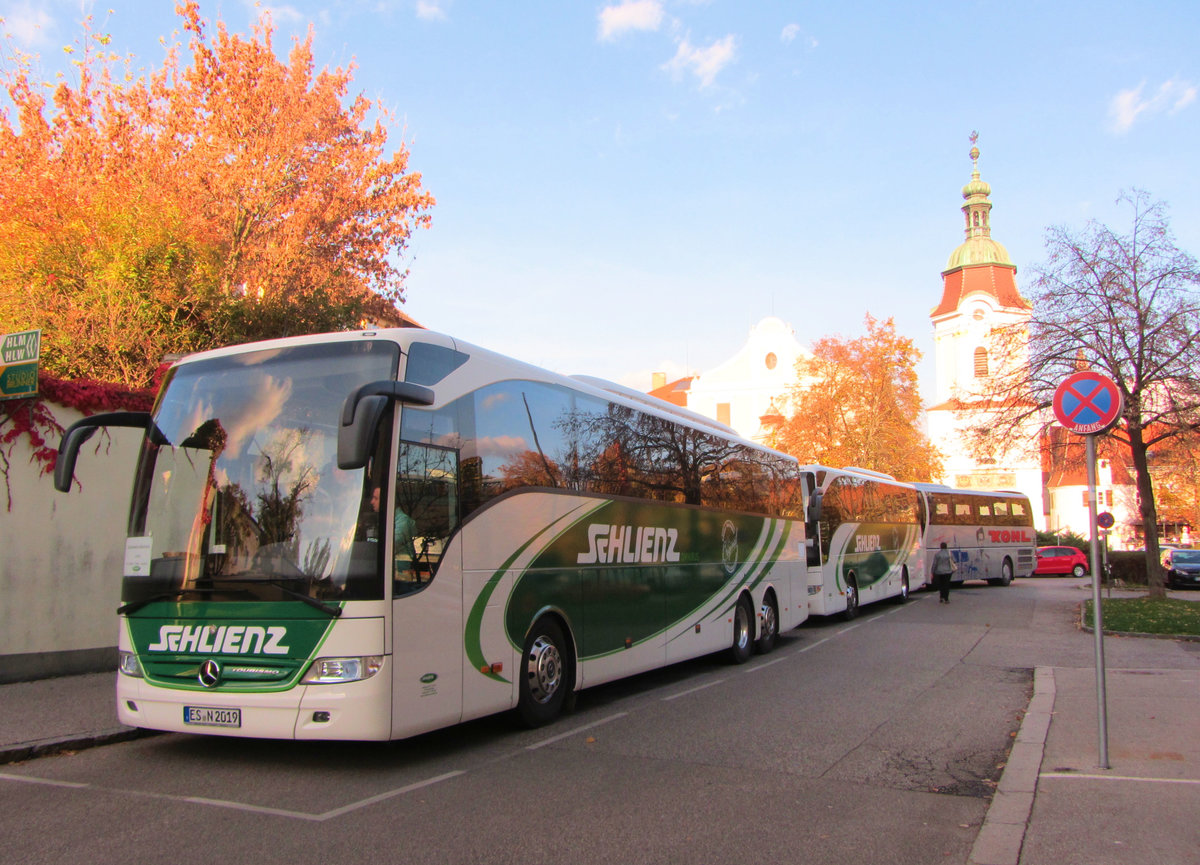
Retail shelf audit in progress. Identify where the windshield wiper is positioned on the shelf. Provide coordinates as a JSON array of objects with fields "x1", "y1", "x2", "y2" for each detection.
[
  {"x1": 117, "y1": 588, "x2": 216, "y2": 616},
  {"x1": 224, "y1": 578, "x2": 343, "y2": 618}
]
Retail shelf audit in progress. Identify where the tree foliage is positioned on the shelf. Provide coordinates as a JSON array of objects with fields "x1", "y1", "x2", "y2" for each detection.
[
  {"x1": 972, "y1": 190, "x2": 1200, "y2": 597},
  {"x1": 0, "y1": 2, "x2": 434, "y2": 388},
  {"x1": 772, "y1": 315, "x2": 942, "y2": 481}
]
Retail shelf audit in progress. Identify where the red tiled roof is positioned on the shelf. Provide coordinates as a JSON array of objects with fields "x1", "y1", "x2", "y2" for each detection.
[
  {"x1": 931, "y1": 263, "x2": 1028, "y2": 318},
  {"x1": 648, "y1": 376, "x2": 694, "y2": 407}
]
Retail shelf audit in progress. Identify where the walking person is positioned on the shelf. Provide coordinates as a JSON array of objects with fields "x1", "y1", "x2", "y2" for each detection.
[{"x1": 931, "y1": 541, "x2": 957, "y2": 604}]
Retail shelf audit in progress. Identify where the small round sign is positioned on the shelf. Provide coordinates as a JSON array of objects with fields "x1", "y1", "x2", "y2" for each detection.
[
  {"x1": 1053, "y1": 371, "x2": 1123, "y2": 435},
  {"x1": 1097, "y1": 511, "x2": 1115, "y2": 529}
]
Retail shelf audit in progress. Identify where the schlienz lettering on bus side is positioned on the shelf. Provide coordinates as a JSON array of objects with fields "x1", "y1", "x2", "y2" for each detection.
[
  {"x1": 146, "y1": 625, "x2": 290, "y2": 655},
  {"x1": 577, "y1": 524, "x2": 681, "y2": 565}
]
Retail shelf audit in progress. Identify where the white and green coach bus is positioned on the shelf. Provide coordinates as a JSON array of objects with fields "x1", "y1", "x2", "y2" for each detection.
[
  {"x1": 801, "y1": 466, "x2": 923, "y2": 619},
  {"x1": 55, "y1": 329, "x2": 815, "y2": 740}
]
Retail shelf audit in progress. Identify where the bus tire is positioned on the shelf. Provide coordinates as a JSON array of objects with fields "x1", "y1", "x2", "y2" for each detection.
[
  {"x1": 894, "y1": 571, "x2": 910, "y2": 604},
  {"x1": 989, "y1": 558, "x2": 1014, "y2": 587},
  {"x1": 729, "y1": 595, "x2": 754, "y2": 664},
  {"x1": 755, "y1": 591, "x2": 779, "y2": 654},
  {"x1": 842, "y1": 575, "x2": 860, "y2": 621},
  {"x1": 517, "y1": 617, "x2": 571, "y2": 728}
]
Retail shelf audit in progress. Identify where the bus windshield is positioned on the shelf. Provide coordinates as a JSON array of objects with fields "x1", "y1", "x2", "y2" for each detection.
[{"x1": 124, "y1": 340, "x2": 399, "y2": 608}]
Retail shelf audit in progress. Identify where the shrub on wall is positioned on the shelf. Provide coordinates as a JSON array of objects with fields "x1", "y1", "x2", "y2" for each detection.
[{"x1": 0, "y1": 372, "x2": 155, "y2": 509}]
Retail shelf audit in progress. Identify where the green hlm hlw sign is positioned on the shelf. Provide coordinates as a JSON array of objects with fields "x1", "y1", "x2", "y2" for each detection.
[{"x1": 0, "y1": 329, "x2": 40, "y2": 400}]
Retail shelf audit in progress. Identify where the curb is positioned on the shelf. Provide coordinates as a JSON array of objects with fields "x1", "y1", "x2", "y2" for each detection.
[
  {"x1": 967, "y1": 665, "x2": 1054, "y2": 865},
  {"x1": 0, "y1": 726, "x2": 155, "y2": 766}
]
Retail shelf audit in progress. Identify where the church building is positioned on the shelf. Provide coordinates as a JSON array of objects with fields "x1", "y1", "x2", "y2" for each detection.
[{"x1": 925, "y1": 136, "x2": 1048, "y2": 529}]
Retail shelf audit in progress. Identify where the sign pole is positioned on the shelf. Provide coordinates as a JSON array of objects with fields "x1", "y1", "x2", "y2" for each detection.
[
  {"x1": 1053, "y1": 368, "x2": 1121, "y2": 772},
  {"x1": 1086, "y1": 433, "x2": 1110, "y2": 769}
]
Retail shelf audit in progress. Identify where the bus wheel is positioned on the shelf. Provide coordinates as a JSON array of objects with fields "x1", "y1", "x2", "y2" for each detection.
[
  {"x1": 894, "y1": 572, "x2": 910, "y2": 604},
  {"x1": 729, "y1": 595, "x2": 754, "y2": 664},
  {"x1": 842, "y1": 576, "x2": 860, "y2": 621},
  {"x1": 756, "y1": 593, "x2": 779, "y2": 654},
  {"x1": 518, "y1": 618, "x2": 571, "y2": 728},
  {"x1": 990, "y1": 559, "x2": 1014, "y2": 587}
]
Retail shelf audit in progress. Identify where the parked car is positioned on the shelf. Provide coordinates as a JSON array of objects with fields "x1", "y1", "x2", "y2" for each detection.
[
  {"x1": 1161, "y1": 548, "x2": 1200, "y2": 589},
  {"x1": 1033, "y1": 546, "x2": 1089, "y2": 577}
]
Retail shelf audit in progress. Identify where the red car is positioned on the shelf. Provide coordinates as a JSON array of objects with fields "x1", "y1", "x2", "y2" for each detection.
[{"x1": 1033, "y1": 546, "x2": 1089, "y2": 577}]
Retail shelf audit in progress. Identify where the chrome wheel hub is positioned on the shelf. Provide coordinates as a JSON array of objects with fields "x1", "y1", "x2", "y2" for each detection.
[{"x1": 526, "y1": 635, "x2": 562, "y2": 704}]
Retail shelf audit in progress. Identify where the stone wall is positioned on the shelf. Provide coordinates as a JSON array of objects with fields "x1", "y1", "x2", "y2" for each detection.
[{"x1": 0, "y1": 401, "x2": 142, "y2": 682}]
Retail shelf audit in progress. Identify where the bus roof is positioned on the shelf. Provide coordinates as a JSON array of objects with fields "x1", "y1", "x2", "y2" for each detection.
[{"x1": 164, "y1": 327, "x2": 791, "y2": 461}]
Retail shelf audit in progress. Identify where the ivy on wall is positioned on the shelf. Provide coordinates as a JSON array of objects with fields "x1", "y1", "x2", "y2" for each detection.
[{"x1": 0, "y1": 372, "x2": 156, "y2": 510}]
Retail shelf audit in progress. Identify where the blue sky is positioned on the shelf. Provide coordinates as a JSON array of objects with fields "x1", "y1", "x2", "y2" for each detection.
[{"x1": 3, "y1": 1, "x2": 1198, "y2": 399}]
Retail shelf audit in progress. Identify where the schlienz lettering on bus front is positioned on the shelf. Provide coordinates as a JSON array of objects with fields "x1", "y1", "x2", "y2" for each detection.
[
  {"x1": 577, "y1": 524, "x2": 681, "y2": 565},
  {"x1": 146, "y1": 624, "x2": 290, "y2": 655}
]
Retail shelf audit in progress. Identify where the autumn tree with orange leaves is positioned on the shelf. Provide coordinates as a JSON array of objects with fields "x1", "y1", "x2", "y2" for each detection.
[
  {"x1": 771, "y1": 315, "x2": 942, "y2": 482},
  {"x1": 0, "y1": 2, "x2": 433, "y2": 388}
]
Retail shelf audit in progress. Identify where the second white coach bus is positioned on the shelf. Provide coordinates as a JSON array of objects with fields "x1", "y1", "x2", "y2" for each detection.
[
  {"x1": 55, "y1": 328, "x2": 814, "y2": 741},
  {"x1": 802, "y1": 466, "x2": 923, "y2": 619},
  {"x1": 913, "y1": 484, "x2": 1037, "y2": 586}
]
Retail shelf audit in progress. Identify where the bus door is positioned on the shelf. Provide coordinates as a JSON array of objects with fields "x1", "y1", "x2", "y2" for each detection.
[
  {"x1": 389, "y1": 441, "x2": 464, "y2": 738},
  {"x1": 802, "y1": 471, "x2": 826, "y2": 605}
]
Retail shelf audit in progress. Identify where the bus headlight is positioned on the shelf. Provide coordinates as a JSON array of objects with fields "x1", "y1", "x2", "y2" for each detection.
[
  {"x1": 301, "y1": 656, "x2": 384, "y2": 684},
  {"x1": 118, "y1": 651, "x2": 144, "y2": 678}
]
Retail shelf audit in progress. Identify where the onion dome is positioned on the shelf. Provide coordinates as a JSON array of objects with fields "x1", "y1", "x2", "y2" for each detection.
[{"x1": 944, "y1": 132, "x2": 1014, "y2": 273}]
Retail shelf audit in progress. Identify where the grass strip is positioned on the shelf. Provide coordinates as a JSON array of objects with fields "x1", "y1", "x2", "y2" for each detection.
[{"x1": 1083, "y1": 597, "x2": 1200, "y2": 637}]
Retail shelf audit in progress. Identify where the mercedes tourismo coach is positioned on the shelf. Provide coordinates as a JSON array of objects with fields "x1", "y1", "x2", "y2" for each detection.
[
  {"x1": 801, "y1": 466, "x2": 923, "y2": 619},
  {"x1": 55, "y1": 329, "x2": 815, "y2": 740}
]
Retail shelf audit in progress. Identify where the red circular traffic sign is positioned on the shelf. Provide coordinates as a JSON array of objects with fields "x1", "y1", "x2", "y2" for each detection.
[{"x1": 1053, "y1": 371, "x2": 1123, "y2": 435}]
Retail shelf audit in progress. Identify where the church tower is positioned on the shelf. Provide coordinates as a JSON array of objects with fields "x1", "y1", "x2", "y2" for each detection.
[
  {"x1": 927, "y1": 134, "x2": 1046, "y2": 528},
  {"x1": 930, "y1": 133, "x2": 1030, "y2": 402}
]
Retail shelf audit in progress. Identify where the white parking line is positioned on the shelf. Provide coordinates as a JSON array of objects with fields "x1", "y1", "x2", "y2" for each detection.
[
  {"x1": 797, "y1": 636, "x2": 831, "y2": 654},
  {"x1": 0, "y1": 768, "x2": 467, "y2": 822},
  {"x1": 0, "y1": 773, "x2": 88, "y2": 790},
  {"x1": 745, "y1": 655, "x2": 789, "y2": 673},
  {"x1": 1040, "y1": 771, "x2": 1200, "y2": 786},
  {"x1": 315, "y1": 771, "x2": 468, "y2": 820},
  {"x1": 524, "y1": 712, "x2": 628, "y2": 750},
  {"x1": 663, "y1": 678, "x2": 727, "y2": 699}
]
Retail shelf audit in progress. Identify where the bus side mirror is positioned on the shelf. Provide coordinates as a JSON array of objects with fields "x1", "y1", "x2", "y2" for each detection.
[
  {"x1": 806, "y1": 491, "x2": 823, "y2": 524},
  {"x1": 338, "y1": 395, "x2": 389, "y2": 470},
  {"x1": 806, "y1": 489, "x2": 825, "y2": 523},
  {"x1": 55, "y1": 411, "x2": 151, "y2": 493},
  {"x1": 336, "y1": 380, "x2": 436, "y2": 470}
]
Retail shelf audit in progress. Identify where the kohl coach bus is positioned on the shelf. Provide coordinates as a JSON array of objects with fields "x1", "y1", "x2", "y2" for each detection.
[
  {"x1": 801, "y1": 466, "x2": 923, "y2": 619},
  {"x1": 912, "y1": 483, "x2": 1037, "y2": 586},
  {"x1": 55, "y1": 329, "x2": 815, "y2": 741}
]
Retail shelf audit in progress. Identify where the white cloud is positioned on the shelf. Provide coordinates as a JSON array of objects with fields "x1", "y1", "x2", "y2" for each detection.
[
  {"x1": 1108, "y1": 77, "x2": 1197, "y2": 133},
  {"x1": 661, "y1": 34, "x2": 736, "y2": 88},
  {"x1": 248, "y1": 2, "x2": 305, "y2": 26},
  {"x1": 1, "y1": 1, "x2": 54, "y2": 47},
  {"x1": 781, "y1": 23, "x2": 799, "y2": 43},
  {"x1": 416, "y1": 0, "x2": 449, "y2": 21},
  {"x1": 598, "y1": 0, "x2": 663, "y2": 41}
]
